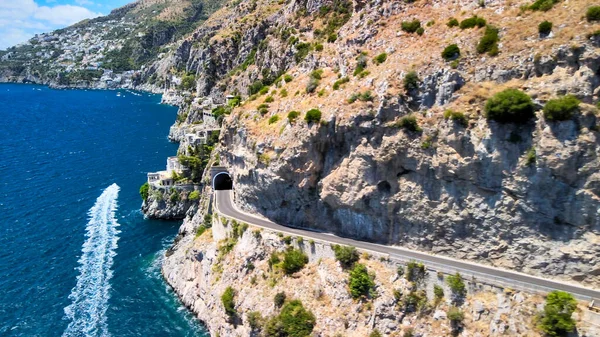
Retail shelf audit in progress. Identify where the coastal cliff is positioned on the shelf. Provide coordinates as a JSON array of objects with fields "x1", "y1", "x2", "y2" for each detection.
[{"x1": 161, "y1": 207, "x2": 600, "y2": 336}]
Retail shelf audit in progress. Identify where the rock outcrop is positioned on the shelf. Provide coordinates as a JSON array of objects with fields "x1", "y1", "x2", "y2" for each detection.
[{"x1": 142, "y1": 185, "x2": 199, "y2": 220}]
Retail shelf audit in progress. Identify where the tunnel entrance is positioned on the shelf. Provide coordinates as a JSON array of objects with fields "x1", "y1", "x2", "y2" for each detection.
[{"x1": 213, "y1": 172, "x2": 233, "y2": 190}]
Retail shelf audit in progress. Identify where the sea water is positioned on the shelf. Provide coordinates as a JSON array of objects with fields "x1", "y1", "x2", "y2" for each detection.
[{"x1": 0, "y1": 84, "x2": 208, "y2": 337}]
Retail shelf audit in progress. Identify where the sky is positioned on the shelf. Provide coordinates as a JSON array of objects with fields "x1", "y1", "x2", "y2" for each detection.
[{"x1": 0, "y1": 0, "x2": 132, "y2": 50}]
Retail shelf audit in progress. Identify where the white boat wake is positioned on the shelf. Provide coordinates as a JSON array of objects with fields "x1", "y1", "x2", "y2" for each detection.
[{"x1": 63, "y1": 184, "x2": 121, "y2": 337}]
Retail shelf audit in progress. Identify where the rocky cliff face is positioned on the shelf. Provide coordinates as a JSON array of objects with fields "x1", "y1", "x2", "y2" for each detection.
[
  {"x1": 162, "y1": 211, "x2": 600, "y2": 336},
  {"x1": 142, "y1": 184, "x2": 199, "y2": 220},
  {"x1": 221, "y1": 84, "x2": 600, "y2": 287}
]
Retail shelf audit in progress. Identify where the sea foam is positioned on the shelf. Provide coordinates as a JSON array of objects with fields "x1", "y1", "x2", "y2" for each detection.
[{"x1": 62, "y1": 184, "x2": 120, "y2": 337}]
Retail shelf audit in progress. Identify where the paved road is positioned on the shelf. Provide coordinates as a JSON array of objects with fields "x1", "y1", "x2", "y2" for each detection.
[{"x1": 215, "y1": 190, "x2": 600, "y2": 300}]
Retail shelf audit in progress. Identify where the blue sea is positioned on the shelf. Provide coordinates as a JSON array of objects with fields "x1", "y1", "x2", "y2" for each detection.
[{"x1": 0, "y1": 84, "x2": 208, "y2": 337}]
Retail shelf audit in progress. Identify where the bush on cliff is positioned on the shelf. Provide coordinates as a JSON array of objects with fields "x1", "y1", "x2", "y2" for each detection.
[
  {"x1": 264, "y1": 300, "x2": 316, "y2": 337},
  {"x1": 587, "y1": 6, "x2": 600, "y2": 21},
  {"x1": 538, "y1": 21, "x2": 553, "y2": 35},
  {"x1": 188, "y1": 190, "x2": 200, "y2": 201},
  {"x1": 543, "y1": 95, "x2": 580, "y2": 121},
  {"x1": 459, "y1": 16, "x2": 486, "y2": 29},
  {"x1": 282, "y1": 248, "x2": 309, "y2": 275},
  {"x1": 139, "y1": 182, "x2": 149, "y2": 201},
  {"x1": 180, "y1": 74, "x2": 196, "y2": 90},
  {"x1": 447, "y1": 18, "x2": 459, "y2": 27},
  {"x1": 403, "y1": 71, "x2": 419, "y2": 91},
  {"x1": 401, "y1": 20, "x2": 422, "y2": 33},
  {"x1": 221, "y1": 286, "x2": 236, "y2": 318},
  {"x1": 485, "y1": 89, "x2": 534, "y2": 124},
  {"x1": 373, "y1": 53, "x2": 388, "y2": 65},
  {"x1": 477, "y1": 26, "x2": 500, "y2": 55},
  {"x1": 395, "y1": 115, "x2": 422, "y2": 133},
  {"x1": 333, "y1": 245, "x2": 359, "y2": 268},
  {"x1": 447, "y1": 272, "x2": 467, "y2": 303},
  {"x1": 529, "y1": 0, "x2": 558, "y2": 11},
  {"x1": 538, "y1": 291, "x2": 577, "y2": 336},
  {"x1": 274, "y1": 292, "x2": 286, "y2": 308},
  {"x1": 441, "y1": 44, "x2": 460, "y2": 61},
  {"x1": 443, "y1": 109, "x2": 468, "y2": 127},
  {"x1": 287, "y1": 110, "x2": 300, "y2": 123},
  {"x1": 348, "y1": 263, "x2": 375, "y2": 298},
  {"x1": 304, "y1": 109, "x2": 322, "y2": 124}
]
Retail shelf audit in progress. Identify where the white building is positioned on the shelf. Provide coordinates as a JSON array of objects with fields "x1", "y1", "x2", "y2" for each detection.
[{"x1": 147, "y1": 157, "x2": 188, "y2": 187}]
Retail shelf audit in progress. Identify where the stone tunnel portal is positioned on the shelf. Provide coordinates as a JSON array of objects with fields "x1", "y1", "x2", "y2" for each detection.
[{"x1": 213, "y1": 172, "x2": 233, "y2": 190}]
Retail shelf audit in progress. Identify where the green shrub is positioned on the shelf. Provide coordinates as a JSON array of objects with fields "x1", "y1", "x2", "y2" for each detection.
[
  {"x1": 396, "y1": 115, "x2": 422, "y2": 132},
  {"x1": 543, "y1": 95, "x2": 580, "y2": 121},
  {"x1": 247, "y1": 311, "x2": 263, "y2": 331},
  {"x1": 265, "y1": 300, "x2": 316, "y2": 337},
  {"x1": 416, "y1": 27, "x2": 424, "y2": 35},
  {"x1": 448, "y1": 306, "x2": 464, "y2": 323},
  {"x1": 287, "y1": 110, "x2": 300, "y2": 123},
  {"x1": 280, "y1": 89, "x2": 288, "y2": 97},
  {"x1": 259, "y1": 86, "x2": 270, "y2": 95},
  {"x1": 180, "y1": 74, "x2": 196, "y2": 90},
  {"x1": 294, "y1": 42, "x2": 312, "y2": 63},
  {"x1": 447, "y1": 18, "x2": 459, "y2": 27},
  {"x1": 539, "y1": 20, "x2": 553, "y2": 35},
  {"x1": 369, "y1": 330, "x2": 382, "y2": 337},
  {"x1": 354, "y1": 53, "x2": 368, "y2": 76},
  {"x1": 333, "y1": 77, "x2": 349, "y2": 90},
  {"x1": 314, "y1": 43, "x2": 324, "y2": 51},
  {"x1": 282, "y1": 248, "x2": 308, "y2": 274},
  {"x1": 460, "y1": 16, "x2": 486, "y2": 29},
  {"x1": 529, "y1": 0, "x2": 558, "y2": 11},
  {"x1": 304, "y1": 109, "x2": 322, "y2": 124},
  {"x1": 139, "y1": 182, "x2": 149, "y2": 201},
  {"x1": 405, "y1": 261, "x2": 426, "y2": 283},
  {"x1": 538, "y1": 291, "x2": 577, "y2": 337},
  {"x1": 349, "y1": 263, "x2": 375, "y2": 298},
  {"x1": 284, "y1": 74, "x2": 293, "y2": 82},
  {"x1": 274, "y1": 292, "x2": 286, "y2": 308},
  {"x1": 477, "y1": 26, "x2": 500, "y2": 55},
  {"x1": 588, "y1": 6, "x2": 600, "y2": 21},
  {"x1": 441, "y1": 44, "x2": 460, "y2": 60},
  {"x1": 248, "y1": 80, "x2": 264, "y2": 95},
  {"x1": 446, "y1": 272, "x2": 467, "y2": 299},
  {"x1": 327, "y1": 33, "x2": 338, "y2": 43},
  {"x1": 265, "y1": 96, "x2": 275, "y2": 103},
  {"x1": 434, "y1": 285, "x2": 444, "y2": 300},
  {"x1": 485, "y1": 89, "x2": 534, "y2": 124},
  {"x1": 401, "y1": 20, "x2": 422, "y2": 33},
  {"x1": 403, "y1": 290, "x2": 427, "y2": 312},
  {"x1": 403, "y1": 71, "x2": 419, "y2": 91},
  {"x1": 221, "y1": 286, "x2": 236, "y2": 317},
  {"x1": 188, "y1": 190, "x2": 200, "y2": 201},
  {"x1": 333, "y1": 245, "x2": 359, "y2": 268},
  {"x1": 443, "y1": 109, "x2": 468, "y2": 126},
  {"x1": 525, "y1": 147, "x2": 536, "y2": 166},
  {"x1": 269, "y1": 115, "x2": 280, "y2": 124},
  {"x1": 373, "y1": 53, "x2": 388, "y2": 65}
]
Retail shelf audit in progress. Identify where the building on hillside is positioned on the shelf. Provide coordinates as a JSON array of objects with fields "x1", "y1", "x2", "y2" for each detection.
[{"x1": 147, "y1": 156, "x2": 189, "y2": 187}]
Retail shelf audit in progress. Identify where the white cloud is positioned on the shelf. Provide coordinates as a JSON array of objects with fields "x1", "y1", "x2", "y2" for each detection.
[
  {"x1": 75, "y1": 0, "x2": 94, "y2": 6},
  {"x1": 0, "y1": 0, "x2": 103, "y2": 49},
  {"x1": 34, "y1": 4, "x2": 101, "y2": 25}
]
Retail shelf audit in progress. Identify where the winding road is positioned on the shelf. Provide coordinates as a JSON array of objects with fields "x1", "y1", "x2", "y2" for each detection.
[{"x1": 215, "y1": 190, "x2": 600, "y2": 300}]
